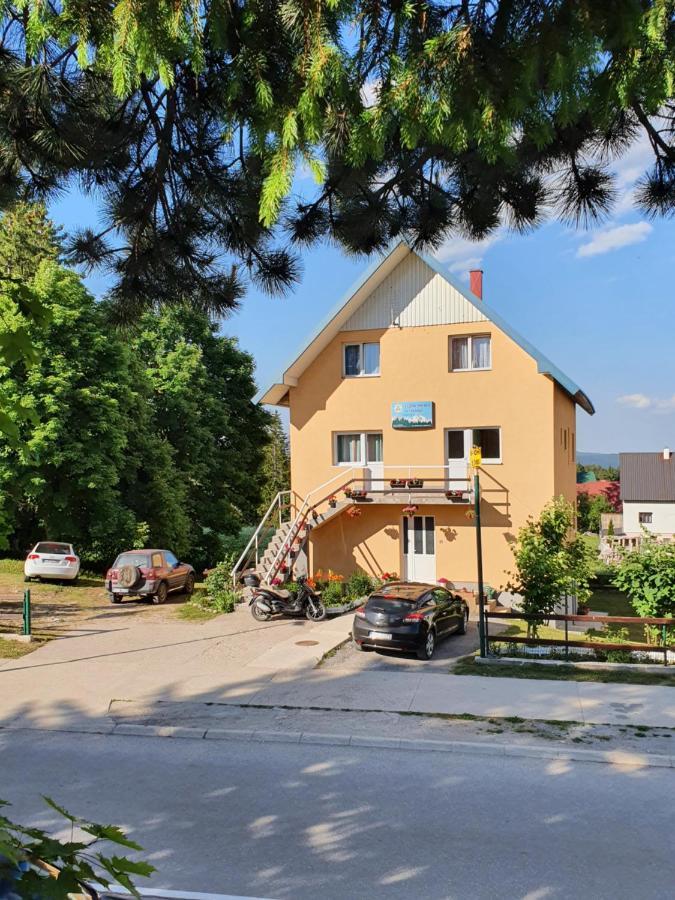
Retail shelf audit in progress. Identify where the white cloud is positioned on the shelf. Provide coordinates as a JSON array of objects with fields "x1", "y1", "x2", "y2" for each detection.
[
  {"x1": 617, "y1": 393, "x2": 675, "y2": 413},
  {"x1": 617, "y1": 393, "x2": 653, "y2": 409},
  {"x1": 576, "y1": 221, "x2": 652, "y2": 258},
  {"x1": 435, "y1": 231, "x2": 504, "y2": 277}
]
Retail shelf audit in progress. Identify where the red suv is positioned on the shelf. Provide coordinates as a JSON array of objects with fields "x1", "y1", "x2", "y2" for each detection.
[{"x1": 106, "y1": 549, "x2": 195, "y2": 604}]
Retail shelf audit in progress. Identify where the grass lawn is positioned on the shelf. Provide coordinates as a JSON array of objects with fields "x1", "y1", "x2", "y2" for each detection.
[
  {"x1": 454, "y1": 655, "x2": 675, "y2": 686},
  {"x1": 488, "y1": 585, "x2": 646, "y2": 645},
  {"x1": 0, "y1": 635, "x2": 49, "y2": 658},
  {"x1": 0, "y1": 558, "x2": 202, "y2": 635},
  {"x1": 176, "y1": 585, "x2": 219, "y2": 621}
]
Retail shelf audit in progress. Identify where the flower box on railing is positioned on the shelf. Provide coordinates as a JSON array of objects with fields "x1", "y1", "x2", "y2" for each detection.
[
  {"x1": 407, "y1": 479, "x2": 424, "y2": 489},
  {"x1": 402, "y1": 505, "x2": 418, "y2": 517},
  {"x1": 389, "y1": 479, "x2": 406, "y2": 489},
  {"x1": 343, "y1": 488, "x2": 353, "y2": 499},
  {"x1": 350, "y1": 489, "x2": 367, "y2": 501},
  {"x1": 445, "y1": 490, "x2": 468, "y2": 503}
]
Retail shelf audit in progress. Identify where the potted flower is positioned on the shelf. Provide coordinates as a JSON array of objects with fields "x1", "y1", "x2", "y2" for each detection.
[
  {"x1": 445, "y1": 489, "x2": 465, "y2": 502},
  {"x1": 327, "y1": 494, "x2": 337, "y2": 508},
  {"x1": 343, "y1": 487, "x2": 353, "y2": 499},
  {"x1": 389, "y1": 478, "x2": 406, "y2": 489},
  {"x1": 351, "y1": 488, "x2": 367, "y2": 501},
  {"x1": 407, "y1": 478, "x2": 424, "y2": 489},
  {"x1": 279, "y1": 563, "x2": 289, "y2": 574},
  {"x1": 311, "y1": 508, "x2": 319, "y2": 521},
  {"x1": 402, "y1": 504, "x2": 418, "y2": 517},
  {"x1": 380, "y1": 571, "x2": 398, "y2": 583}
]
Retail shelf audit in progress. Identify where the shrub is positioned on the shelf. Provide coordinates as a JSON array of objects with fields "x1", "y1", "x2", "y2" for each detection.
[
  {"x1": 204, "y1": 555, "x2": 239, "y2": 614},
  {"x1": 612, "y1": 534, "x2": 675, "y2": 643},
  {"x1": 320, "y1": 581, "x2": 345, "y2": 607},
  {"x1": 345, "y1": 570, "x2": 376, "y2": 600}
]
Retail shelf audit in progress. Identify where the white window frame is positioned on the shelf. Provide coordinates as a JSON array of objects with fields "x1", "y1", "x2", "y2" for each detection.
[
  {"x1": 342, "y1": 341, "x2": 381, "y2": 378},
  {"x1": 639, "y1": 511, "x2": 653, "y2": 525},
  {"x1": 446, "y1": 427, "x2": 502, "y2": 465},
  {"x1": 334, "y1": 431, "x2": 383, "y2": 466},
  {"x1": 449, "y1": 334, "x2": 492, "y2": 372}
]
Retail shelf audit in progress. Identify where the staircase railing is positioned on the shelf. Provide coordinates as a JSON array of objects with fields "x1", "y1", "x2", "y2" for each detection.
[
  {"x1": 262, "y1": 467, "x2": 360, "y2": 584},
  {"x1": 231, "y1": 490, "x2": 292, "y2": 587}
]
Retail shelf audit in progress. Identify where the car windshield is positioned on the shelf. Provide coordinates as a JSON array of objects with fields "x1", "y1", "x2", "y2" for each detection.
[
  {"x1": 114, "y1": 552, "x2": 150, "y2": 568},
  {"x1": 35, "y1": 542, "x2": 71, "y2": 555}
]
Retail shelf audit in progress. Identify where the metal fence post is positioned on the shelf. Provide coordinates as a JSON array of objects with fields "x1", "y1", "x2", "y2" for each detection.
[
  {"x1": 22, "y1": 589, "x2": 31, "y2": 637},
  {"x1": 564, "y1": 595, "x2": 569, "y2": 662}
]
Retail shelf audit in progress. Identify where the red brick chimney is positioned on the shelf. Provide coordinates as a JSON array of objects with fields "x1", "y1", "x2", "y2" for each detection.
[{"x1": 470, "y1": 269, "x2": 483, "y2": 300}]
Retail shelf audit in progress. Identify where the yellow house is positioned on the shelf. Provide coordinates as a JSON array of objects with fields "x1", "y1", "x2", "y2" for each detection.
[{"x1": 241, "y1": 242, "x2": 594, "y2": 591}]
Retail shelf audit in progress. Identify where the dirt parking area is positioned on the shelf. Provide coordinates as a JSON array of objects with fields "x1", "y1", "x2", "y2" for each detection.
[{"x1": 0, "y1": 564, "x2": 198, "y2": 642}]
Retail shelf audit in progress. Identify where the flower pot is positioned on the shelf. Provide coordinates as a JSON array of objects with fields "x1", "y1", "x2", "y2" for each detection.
[{"x1": 328, "y1": 500, "x2": 337, "y2": 508}]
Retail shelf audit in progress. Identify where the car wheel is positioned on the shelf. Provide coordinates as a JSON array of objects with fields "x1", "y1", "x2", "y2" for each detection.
[
  {"x1": 184, "y1": 574, "x2": 195, "y2": 597},
  {"x1": 110, "y1": 594, "x2": 122, "y2": 604},
  {"x1": 457, "y1": 609, "x2": 469, "y2": 635},
  {"x1": 153, "y1": 582, "x2": 168, "y2": 605},
  {"x1": 417, "y1": 628, "x2": 436, "y2": 660},
  {"x1": 23, "y1": 576, "x2": 31, "y2": 583}
]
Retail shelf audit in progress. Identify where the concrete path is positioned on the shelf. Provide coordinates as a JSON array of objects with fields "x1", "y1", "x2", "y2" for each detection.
[
  {"x1": 2, "y1": 729, "x2": 673, "y2": 899},
  {"x1": 0, "y1": 606, "x2": 352, "y2": 730},
  {"x1": 2, "y1": 605, "x2": 675, "y2": 731}
]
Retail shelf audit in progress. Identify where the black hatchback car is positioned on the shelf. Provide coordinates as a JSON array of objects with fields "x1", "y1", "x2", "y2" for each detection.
[{"x1": 352, "y1": 582, "x2": 469, "y2": 660}]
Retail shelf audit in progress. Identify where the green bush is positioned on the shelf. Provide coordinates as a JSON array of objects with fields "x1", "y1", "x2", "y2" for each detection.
[
  {"x1": 204, "y1": 555, "x2": 239, "y2": 614},
  {"x1": 345, "y1": 570, "x2": 376, "y2": 600},
  {"x1": 320, "y1": 581, "x2": 345, "y2": 607}
]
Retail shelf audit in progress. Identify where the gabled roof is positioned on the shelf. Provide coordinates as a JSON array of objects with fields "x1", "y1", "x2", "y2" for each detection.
[
  {"x1": 257, "y1": 240, "x2": 594, "y2": 415},
  {"x1": 620, "y1": 453, "x2": 675, "y2": 502}
]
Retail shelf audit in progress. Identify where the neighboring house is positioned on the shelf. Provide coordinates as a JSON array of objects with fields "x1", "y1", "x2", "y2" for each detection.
[
  {"x1": 619, "y1": 450, "x2": 675, "y2": 537},
  {"x1": 576, "y1": 479, "x2": 621, "y2": 510},
  {"x1": 240, "y1": 241, "x2": 594, "y2": 589}
]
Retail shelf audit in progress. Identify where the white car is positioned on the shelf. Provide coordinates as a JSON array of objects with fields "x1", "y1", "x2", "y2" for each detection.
[{"x1": 24, "y1": 542, "x2": 81, "y2": 583}]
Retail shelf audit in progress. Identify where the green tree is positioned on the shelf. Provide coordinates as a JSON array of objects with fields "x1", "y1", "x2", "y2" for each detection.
[
  {"x1": 1, "y1": 4, "x2": 675, "y2": 316},
  {"x1": 130, "y1": 305, "x2": 270, "y2": 570},
  {"x1": 577, "y1": 492, "x2": 614, "y2": 533},
  {"x1": 507, "y1": 497, "x2": 593, "y2": 637},
  {"x1": 613, "y1": 534, "x2": 675, "y2": 642},
  {"x1": 1, "y1": 262, "x2": 141, "y2": 560},
  {"x1": 258, "y1": 412, "x2": 290, "y2": 516}
]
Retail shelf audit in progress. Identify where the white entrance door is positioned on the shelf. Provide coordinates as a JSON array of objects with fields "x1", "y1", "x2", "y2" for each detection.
[
  {"x1": 447, "y1": 429, "x2": 470, "y2": 491},
  {"x1": 403, "y1": 515, "x2": 436, "y2": 583},
  {"x1": 364, "y1": 432, "x2": 384, "y2": 491}
]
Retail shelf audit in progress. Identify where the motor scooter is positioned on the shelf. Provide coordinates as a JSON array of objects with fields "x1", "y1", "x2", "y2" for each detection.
[{"x1": 242, "y1": 572, "x2": 326, "y2": 622}]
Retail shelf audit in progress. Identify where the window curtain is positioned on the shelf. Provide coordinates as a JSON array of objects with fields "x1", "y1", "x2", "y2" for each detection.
[
  {"x1": 337, "y1": 433, "x2": 362, "y2": 463},
  {"x1": 344, "y1": 344, "x2": 361, "y2": 376},
  {"x1": 452, "y1": 337, "x2": 469, "y2": 370},
  {"x1": 366, "y1": 433, "x2": 383, "y2": 462},
  {"x1": 471, "y1": 336, "x2": 491, "y2": 369},
  {"x1": 363, "y1": 342, "x2": 380, "y2": 375}
]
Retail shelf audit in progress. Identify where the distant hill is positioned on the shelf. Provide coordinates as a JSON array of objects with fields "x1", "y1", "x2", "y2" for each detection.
[{"x1": 577, "y1": 452, "x2": 620, "y2": 468}]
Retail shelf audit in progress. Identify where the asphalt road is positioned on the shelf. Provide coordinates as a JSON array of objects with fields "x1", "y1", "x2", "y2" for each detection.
[
  {"x1": 322, "y1": 621, "x2": 483, "y2": 673},
  {"x1": 1, "y1": 729, "x2": 673, "y2": 900}
]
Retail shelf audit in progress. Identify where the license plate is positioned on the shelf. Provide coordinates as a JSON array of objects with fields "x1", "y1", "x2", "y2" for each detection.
[
  {"x1": 45, "y1": 558, "x2": 61, "y2": 563},
  {"x1": 369, "y1": 631, "x2": 392, "y2": 640}
]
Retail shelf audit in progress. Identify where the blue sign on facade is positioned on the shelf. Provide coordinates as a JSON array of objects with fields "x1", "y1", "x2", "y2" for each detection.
[{"x1": 391, "y1": 401, "x2": 434, "y2": 429}]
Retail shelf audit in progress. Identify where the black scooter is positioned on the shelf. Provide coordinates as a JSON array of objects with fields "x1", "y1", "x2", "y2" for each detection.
[{"x1": 242, "y1": 572, "x2": 326, "y2": 622}]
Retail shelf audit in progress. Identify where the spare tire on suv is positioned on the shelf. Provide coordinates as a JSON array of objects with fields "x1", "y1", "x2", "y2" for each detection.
[{"x1": 117, "y1": 564, "x2": 141, "y2": 589}]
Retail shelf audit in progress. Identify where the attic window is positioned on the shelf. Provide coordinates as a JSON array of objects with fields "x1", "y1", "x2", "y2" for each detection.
[
  {"x1": 450, "y1": 335, "x2": 491, "y2": 371},
  {"x1": 344, "y1": 342, "x2": 380, "y2": 377}
]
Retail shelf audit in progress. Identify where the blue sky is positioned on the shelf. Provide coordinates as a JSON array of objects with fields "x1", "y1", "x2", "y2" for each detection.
[{"x1": 50, "y1": 136, "x2": 675, "y2": 455}]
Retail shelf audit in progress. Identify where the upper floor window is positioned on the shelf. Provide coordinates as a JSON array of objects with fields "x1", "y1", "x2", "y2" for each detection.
[
  {"x1": 344, "y1": 342, "x2": 380, "y2": 377},
  {"x1": 450, "y1": 334, "x2": 491, "y2": 371},
  {"x1": 448, "y1": 427, "x2": 501, "y2": 464},
  {"x1": 639, "y1": 512, "x2": 653, "y2": 525}
]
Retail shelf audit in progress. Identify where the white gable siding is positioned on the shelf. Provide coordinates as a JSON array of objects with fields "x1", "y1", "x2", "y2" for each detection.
[{"x1": 340, "y1": 252, "x2": 487, "y2": 331}]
